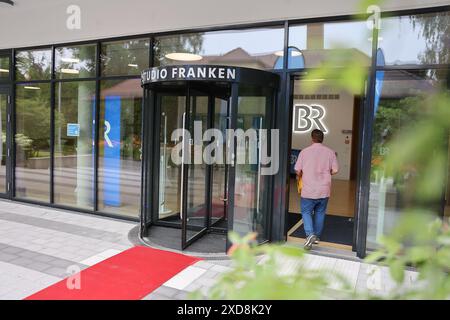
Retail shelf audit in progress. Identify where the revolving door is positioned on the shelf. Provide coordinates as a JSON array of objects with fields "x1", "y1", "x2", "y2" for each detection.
[{"x1": 140, "y1": 65, "x2": 279, "y2": 251}]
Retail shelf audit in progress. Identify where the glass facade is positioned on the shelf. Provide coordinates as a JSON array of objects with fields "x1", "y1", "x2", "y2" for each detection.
[
  {"x1": 0, "y1": 92, "x2": 7, "y2": 193},
  {"x1": 101, "y1": 39, "x2": 150, "y2": 76},
  {"x1": 0, "y1": 56, "x2": 9, "y2": 79},
  {"x1": 2, "y1": 8, "x2": 448, "y2": 254},
  {"x1": 154, "y1": 27, "x2": 285, "y2": 70},
  {"x1": 54, "y1": 81, "x2": 96, "y2": 209},
  {"x1": 289, "y1": 20, "x2": 372, "y2": 68},
  {"x1": 366, "y1": 69, "x2": 449, "y2": 250},
  {"x1": 11, "y1": 41, "x2": 147, "y2": 217},
  {"x1": 98, "y1": 79, "x2": 142, "y2": 217},
  {"x1": 16, "y1": 49, "x2": 52, "y2": 81},
  {"x1": 378, "y1": 11, "x2": 450, "y2": 65},
  {"x1": 55, "y1": 44, "x2": 96, "y2": 79},
  {"x1": 15, "y1": 83, "x2": 51, "y2": 201}
]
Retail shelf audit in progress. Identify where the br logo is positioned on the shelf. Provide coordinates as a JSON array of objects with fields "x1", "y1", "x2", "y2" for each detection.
[{"x1": 293, "y1": 104, "x2": 328, "y2": 133}]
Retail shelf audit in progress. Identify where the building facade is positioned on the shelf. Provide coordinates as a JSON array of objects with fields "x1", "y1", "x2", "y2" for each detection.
[{"x1": 0, "y1": 0, "x2": 449, "y2": 257}]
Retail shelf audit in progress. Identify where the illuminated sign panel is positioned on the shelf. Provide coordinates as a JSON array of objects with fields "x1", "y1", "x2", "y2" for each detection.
[{"x1": 292, "y1": 104, "x2": 328, "y2": 134}]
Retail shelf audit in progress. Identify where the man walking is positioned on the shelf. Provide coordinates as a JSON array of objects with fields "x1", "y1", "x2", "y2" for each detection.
[{"x1": 294, "y1": 129, "x2": 339, "y2": 250}]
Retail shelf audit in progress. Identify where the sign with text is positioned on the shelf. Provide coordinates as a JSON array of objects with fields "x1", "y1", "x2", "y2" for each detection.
[
  {"x1": 66, "y1": 123, "x2": 80, "y2": 137},
  {"x1": 141, "y1": 65, "x2": 237, "y2": 85}
]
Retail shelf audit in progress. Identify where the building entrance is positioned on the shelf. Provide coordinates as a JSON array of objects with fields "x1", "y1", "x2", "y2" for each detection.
[
  {"x1": 140, "y1": 65, "x2": 278, "y2": 251},
  {"x1": 286, "y1": 75, "x2": 364, "y2": 251}
]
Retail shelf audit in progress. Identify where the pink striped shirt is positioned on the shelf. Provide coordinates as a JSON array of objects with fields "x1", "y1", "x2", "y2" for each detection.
[{"x1": 294, "y1": 143, "x2": 339, "y2": 199}]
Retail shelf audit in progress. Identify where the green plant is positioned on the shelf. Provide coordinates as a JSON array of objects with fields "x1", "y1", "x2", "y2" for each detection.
[
  {"x1": 364, "y1": 212, "x2": 450, "y2": 299},
  {"x1": 193, "y1": 232, "x2": 352, "y2": 300}
]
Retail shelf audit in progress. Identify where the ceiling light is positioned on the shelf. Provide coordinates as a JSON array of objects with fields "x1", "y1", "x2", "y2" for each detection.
[
  {"x1": 24, "y1": 86, "x2": 41, "y2": 90},
  {"x1": 0, "y1": 68, "x2": 9, "y2": 73},
  {"x1": 61, "y1": 57, "x2": 80, "y2": 63},
  {"x1": 61, "y1": 68, "x2": 80, "y2": 74},
  {"x1": 128, "y1": 64, "x2": 139, "y2": 68},
  {"x1": 274, "y1": 50, "x2": 302, "y2": 57},
  {"x1": 165, "y1": 53, "x2": 203, "y2": 61}
]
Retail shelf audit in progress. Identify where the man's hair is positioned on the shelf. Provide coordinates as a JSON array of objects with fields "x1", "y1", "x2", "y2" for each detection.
[{"x1": 311, "y1": 129, "x2": 324, "y2": 143}]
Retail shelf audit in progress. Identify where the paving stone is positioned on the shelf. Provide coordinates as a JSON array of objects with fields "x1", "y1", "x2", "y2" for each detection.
[
  {"x1": 33, "y1": 255, "x2": 56, "y2": 263},
  {"x1": 9, "y1": 257, "x2": 35, "y2": 267},
  {"x1": 154, "y1": 285, "x2": 181, "y2": 298},
  {"x1": 0, "y1": 252, "x2": 17, "y2": 262},
  {"x1": 194, "y1": 260, "x2": 215, "y2": 270},
  {"x1": 210, "y1": 264, "x2": 231, "y2": 273},
  {"x1": 17, "y1": 251, "x2": 41, "y2": 259},
  {"x1": 174, "y1": 290, "x2": 189, "y2": 300},
  {"x1": 144, "y1": 293, "x2": 172, "y2": 300},
  {"x1": 202, "y1": 270, "x2": 219, "y2": 279},
  {"x1": 29, "y1": 262, "x2": 52, "y2": 272},
  {"x1": 43, "y1": 267, "x2": 68, "y2": 278},
  {"x1": 2, "y1": 246, "x2": 22, "y2": 254}
]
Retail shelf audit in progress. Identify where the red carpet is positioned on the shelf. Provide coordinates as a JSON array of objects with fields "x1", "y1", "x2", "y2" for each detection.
[{"x1": 25, "y1": 246, "x2": 201, "y2": 300}]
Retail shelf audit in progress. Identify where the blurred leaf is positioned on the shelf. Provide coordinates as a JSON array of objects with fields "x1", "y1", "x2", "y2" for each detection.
[
  {"x1": 365, "y1": 250, "x2": 386, "y2": 263},
  {"x1": 389, "y1": 259, "x2": 405, "y2": 283},
  {"x1": 228, "y1": 231, "x2": 241, "y2": 245}
]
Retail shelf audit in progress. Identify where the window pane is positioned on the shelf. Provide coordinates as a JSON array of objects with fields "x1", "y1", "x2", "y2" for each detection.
[
  {"x1": 366, "y1": 69, "x2": 449, "y2": 250},
  {"x1": 0, "y1": 56, "x2": 10, "y2": 79},
  {"x1": 233, "y1": 85, "x2": 273, "y2": 243},
  {"x1": 54, "y1": 81, "x2": 95, "y2": 209},
  {"x1": 16, "y1": 49, "x2": 52, "y2": 81},
  {"x1": 289, "y1": 21, "x2": 372, "y2": 68},
  {"x1": 98, "y1": 79, "x2": 142, "y2": 217},
  {"x1": 101, "y1": 39, "x2": 149, "y2": 76},
  {"x1": 15, "y1": 83, "x2": 51, "y2": 202},
  {"x1": 378, "y1": 12, "x2": 450, "y2": 65},
  {"x1": 155, "y1": 27, "x2": 284, "y2": 70},
  {"x1": 55, "y1": 44, "x2": 96, "y2": 79},
  {"x1": 0, "y1": 93, "x2": 7, "y2": 193}
]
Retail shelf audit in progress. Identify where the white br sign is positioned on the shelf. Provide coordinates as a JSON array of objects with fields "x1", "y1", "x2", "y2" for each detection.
[{"x1": 292, "y1": 104, "x2": 328, "y2": 134}]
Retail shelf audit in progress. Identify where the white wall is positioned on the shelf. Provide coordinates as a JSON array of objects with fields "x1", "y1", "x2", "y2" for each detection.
[
  {"x1": 291, "y1": 81, "x2": 355, "y2": 181},
  {"x1": 0, "y1": 0, "x2": 448, "y2": 49}
]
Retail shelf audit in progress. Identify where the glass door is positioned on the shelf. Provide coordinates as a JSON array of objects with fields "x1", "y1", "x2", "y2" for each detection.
[
  {"x1": 155, "y1": 89, "x2": 186, "y2": 225},
  {"x1": 181, "y1": 87, "x2": 210, "y2": 249},
  {"x1": 228, "y1": 84, "x2": 274, "y2": 244},
  {"x1": 210, "y1": 97, "x2": 230, "y2": 231},
  {"x1": 0, "y1": 86, "x2": 11, "y2": 197}
]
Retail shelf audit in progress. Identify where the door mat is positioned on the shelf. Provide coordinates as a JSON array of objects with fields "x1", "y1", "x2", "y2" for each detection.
[
  {"x1": 25, "y1": 246, "x2": 201, "y2": 300},
  {"x1": 290, "y1": 215, "x2": 354, "y2": 246},
  {"x1": 287, "y1": 212, "x2": 302, "y2": 231}
]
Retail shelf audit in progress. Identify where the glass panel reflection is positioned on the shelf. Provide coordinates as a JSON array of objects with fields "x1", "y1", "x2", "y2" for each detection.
[
  {"x1": 289, "y1": 20, "x2": 372, "y2": 68},
  {"x1": 210, "y1": 98, "x2": 229, "y2": 229},
  {"x1": 55, "y1": 44, "x2": 96, "y2": 79},
  {"x1": 15, "y1": 83, "x2": 51, "y2": 201},
  {"x1": 54, "y1": 81, "x2": 95, "y2": 209},
  {"x1": 98, "y1": 79, "x2": 142, "y2": 217},
  {"x1": 0, "y1": 56, "x2": 10, "y2": 79},
  {"x1": 233, "y1": 85, "x2": 272, "y2": 242},
  {"x1": 154, "y1": 27, "x2": 284, "y2": 70},
  {"x1": 367, "y1": 70, "x2": 449, "y2": 250},
  {"x1": 0, "y1": 92, "x2": 7, "y2": 193},
  {"x1": 378, "y1": 12, "x2": 449, "y2": 65},
  {"x1": 16, "y1": 49, "x2": 52, "y2": 81},
  {"x1": 158, "y1": 95, "x2": 186, "y2": 222},
  {"x1": 101, "y1": 39, "x2": 150, "y2": 76},
  {"x1": 185, "y1": 93, "x2": 209, "y2": 240}
]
